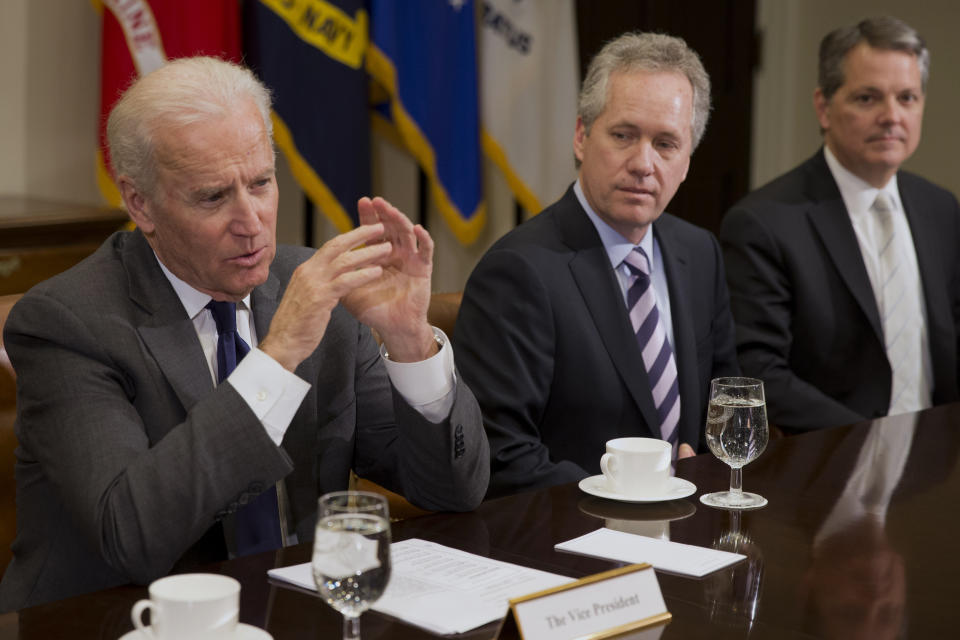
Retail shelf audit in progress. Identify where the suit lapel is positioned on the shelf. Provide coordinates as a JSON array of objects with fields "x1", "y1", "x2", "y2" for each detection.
[
  {"x1": 555, "y1": 191, "x2": 661, "y2": 431},
  {"x1": 654, "y1": 217, "x2": 698, "y2": 437},
  {"x1": 900, "y1": 179, "x2": 952, "y2": 389},
  {"x1": 900, "y1": 184, "x2": 939, "y2": 291},
  {"x1": 251, "y1": 269, "x2": 281, "y2": 341},
  {"x1": 804, "y1": 153, "x2": 884, "y2": 342},
  {"x1": 123, "y1": 232, "x2": 215, "y2": 412}
]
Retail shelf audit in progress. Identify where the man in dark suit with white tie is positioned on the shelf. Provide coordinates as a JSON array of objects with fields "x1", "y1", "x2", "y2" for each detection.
[
  {"x1": 455, "y1": 32, "x2": 739, "y2": 498},
  {"x1": 721, "y1": 16, "x2": 960, "y2": 434},
  {"x1": 0, "y1": 56, "x2": 488, "y2": 611}
]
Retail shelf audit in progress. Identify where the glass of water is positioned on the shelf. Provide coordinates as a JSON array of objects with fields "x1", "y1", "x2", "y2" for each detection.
[
  {"x1": 700, "y1": 377, "x2": 769, "y2": 509},
  {"x1": 312, "y1": 491, "x2": 392, "y2": 640}
]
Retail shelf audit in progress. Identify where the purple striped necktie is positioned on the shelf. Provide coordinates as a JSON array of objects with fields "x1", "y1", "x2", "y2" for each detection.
[{"x1": 623, "y1": 247, "x2": 680, "y2": 455}]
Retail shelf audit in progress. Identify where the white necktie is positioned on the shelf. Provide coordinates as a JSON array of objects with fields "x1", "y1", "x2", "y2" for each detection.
[{"x1": 871, "y1": 192, "x2": 921, "y2": 413}]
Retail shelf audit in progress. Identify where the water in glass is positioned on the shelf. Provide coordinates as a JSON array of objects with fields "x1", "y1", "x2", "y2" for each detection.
[
  {"x1": 701, "y1": 377, "x2": 769, "y2": 509},
  {"x1": 312, "y1": 491, "x2": 391, "y2": 640}
]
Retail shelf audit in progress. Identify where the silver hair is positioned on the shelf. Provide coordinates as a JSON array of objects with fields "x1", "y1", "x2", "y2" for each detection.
[
  {"x1": 818, "y1": 16, "x2": 929, "y2": 100},
  {"x1": 106, "y1": 56, "x2": 273, "y2": 196},
  {"x1": 578, "y1": 31, "x2": 711, "y2": 151}
]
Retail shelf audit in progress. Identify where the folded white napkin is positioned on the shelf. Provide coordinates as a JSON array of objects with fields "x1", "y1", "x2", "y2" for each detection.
[{"x1": 555, "y1": 528, "x2": 744, "y2": 577}]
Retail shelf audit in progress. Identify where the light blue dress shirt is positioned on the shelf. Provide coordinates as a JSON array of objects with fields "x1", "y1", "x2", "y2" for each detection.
[{"x1": 573, "y1": 180, "x2": 676, "y2": 348}]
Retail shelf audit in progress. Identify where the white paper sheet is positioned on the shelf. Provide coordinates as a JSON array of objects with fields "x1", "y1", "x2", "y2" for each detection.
[
  {"x1": 555, "y1": 528, "x2": 744, "y2": 577},
  {"x1": 268, "y1": 538, "x2": 574, "y2": 635}
]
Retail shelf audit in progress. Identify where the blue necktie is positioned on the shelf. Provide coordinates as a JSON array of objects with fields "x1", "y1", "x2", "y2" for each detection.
[
  {"x1": 206, "y1": 300, "x2": 283, "y2": 555},
  {"x1": 623, "y1": 248, "x2": 681, "y2": 455}
]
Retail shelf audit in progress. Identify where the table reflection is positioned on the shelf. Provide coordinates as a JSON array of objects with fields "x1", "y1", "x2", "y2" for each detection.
[
  {"x1": 801, "y1": 514, "x2": 905, "y2": 640},
  {"x1": 703, "y1": 510, "x2": 764, "y2": 633},
  {"x1": 799, "y1": 415, "x2": 916, "y2": 639},
  {"x1": 576, "y1": 497, "x2": 696, "y2": 541}
]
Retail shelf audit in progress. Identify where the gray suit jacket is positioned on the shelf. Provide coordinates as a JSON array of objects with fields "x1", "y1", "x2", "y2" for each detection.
[
  {"x1": 455, "y1": 186, "x2": 739, "y2": 498},
  {"x1": 721, "y1": 149, "x2": 960, "y2": 432},
  {"x1": 0, "y1": 230, "x2": 488, "y2": 611}
]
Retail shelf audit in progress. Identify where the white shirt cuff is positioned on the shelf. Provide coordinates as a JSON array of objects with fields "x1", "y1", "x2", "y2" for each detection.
[
  {"x1": 226, "y1": 347, "x2": 311, "y2": 446},
  {"x1": 381, "y1": 327, "x2": 456, "y2": 422}
]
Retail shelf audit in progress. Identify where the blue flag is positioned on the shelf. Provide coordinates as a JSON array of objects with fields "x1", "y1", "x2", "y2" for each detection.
[
  {"x1": 368, "y1": 0, "x2": 485, "y2": 245},
  {"x1": 245, "y1": 0, "x2": 370, "y2": 231}
]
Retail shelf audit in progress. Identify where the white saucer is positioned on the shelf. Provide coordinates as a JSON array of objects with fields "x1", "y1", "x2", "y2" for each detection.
[
  {"x1": 119, "y1": 623, "x2": 272, "y2": 640},
  {"x1": 578, "y1": 475, "x2": 697, "y2": 503}
]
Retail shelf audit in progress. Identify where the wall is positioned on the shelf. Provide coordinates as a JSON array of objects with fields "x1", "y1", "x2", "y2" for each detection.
[
  {"x1": 0, "y1": 0, "x2": 29, "y2": 195},
  {"x1": 0, "y1": 0, "x2": 102, "y2": 202}
]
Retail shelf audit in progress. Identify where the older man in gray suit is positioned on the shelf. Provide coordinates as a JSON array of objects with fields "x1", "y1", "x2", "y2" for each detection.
[{"x1": 0, "y1": 56, "x2": 488, "y2": 611}]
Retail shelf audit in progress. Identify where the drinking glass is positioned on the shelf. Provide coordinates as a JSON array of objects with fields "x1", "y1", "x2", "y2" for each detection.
[
  {"x1": 312, "y1": 491, "x2": 392, "y2": 640},
  {"x1": 700, "y1": 377, "x2": 769, "y2": 509}
]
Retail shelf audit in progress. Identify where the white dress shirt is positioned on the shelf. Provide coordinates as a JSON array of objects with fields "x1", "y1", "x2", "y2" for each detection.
[
  {"x1": 824, "y1": 147, "x2": 932, "y2": 413},
  {"x1": 156, "y1": 258, "x2": 458, "y2": 446}
]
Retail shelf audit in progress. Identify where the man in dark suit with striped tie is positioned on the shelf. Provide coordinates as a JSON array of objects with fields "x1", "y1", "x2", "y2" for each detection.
[{"x1": 455, "y1": 32, "x2": 739, "y2": 498}]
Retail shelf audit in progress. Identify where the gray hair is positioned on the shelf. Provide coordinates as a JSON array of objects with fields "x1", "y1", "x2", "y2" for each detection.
[
  {"x1": 106, "y1": 56, "x2": 273, "y2": 196},
  {"x1": 578, "y1": 31, "x2": 711, "y2": 150},
  {"x1": 818, "y1": 16, "x2": 929, "y2": 100}
]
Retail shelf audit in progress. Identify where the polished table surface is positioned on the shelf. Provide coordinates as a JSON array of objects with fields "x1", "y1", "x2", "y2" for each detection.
[{"x1": 5, "y1": 403, "x2": 960, "y2": 639}]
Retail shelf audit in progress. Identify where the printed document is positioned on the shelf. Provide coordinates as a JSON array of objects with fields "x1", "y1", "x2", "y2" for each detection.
[{"x1": 268, "y1": 538, "x2": 573, "y2": 634}]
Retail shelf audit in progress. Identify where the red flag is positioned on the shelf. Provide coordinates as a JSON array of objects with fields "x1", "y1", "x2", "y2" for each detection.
[{"x1": 96, "y1": 0, "x2": 241, "y2": 205}]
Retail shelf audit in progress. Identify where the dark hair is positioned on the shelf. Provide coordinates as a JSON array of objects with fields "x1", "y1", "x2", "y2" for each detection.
[{"x1": 818, "y1": 16, "x2": 929, "y2": 100}]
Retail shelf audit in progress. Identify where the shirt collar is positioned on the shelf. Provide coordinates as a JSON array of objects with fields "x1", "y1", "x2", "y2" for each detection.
[
  {"x1": 155, "y1": 256, "x2": 252, "y2": 319},
  {"x1": 823, "y1": 145, "x2": 902, "y2": 215},
  {"x1": 573, "y1": 179, "x2": 655, "y2": 272}
]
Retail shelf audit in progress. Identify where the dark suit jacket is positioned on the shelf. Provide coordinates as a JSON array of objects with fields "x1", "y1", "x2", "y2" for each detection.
[
  {"x1": 721, "y1": 149, "x2": 960, "y2": 433},
  {"x1": 455, "y1": 186, "x2": 739, "y2": 498},
  {"x1": 0, "y1": 230, "x2": 488, "y2": 611}
]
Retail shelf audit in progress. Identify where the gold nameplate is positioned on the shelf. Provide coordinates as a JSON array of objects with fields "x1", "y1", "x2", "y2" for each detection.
[{"x1": 494, "y1": 564, "x2": 670, "y2": 640}]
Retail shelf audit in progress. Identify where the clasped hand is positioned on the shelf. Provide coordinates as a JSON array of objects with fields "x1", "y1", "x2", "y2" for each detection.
[{"x1": 260, "y1": 197, "x2": 436, "y2": 371}]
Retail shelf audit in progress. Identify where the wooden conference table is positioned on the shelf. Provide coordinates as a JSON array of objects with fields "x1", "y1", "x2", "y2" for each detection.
[{"x1": 5, "y1": 403, "x2": 960, "y2": 639}]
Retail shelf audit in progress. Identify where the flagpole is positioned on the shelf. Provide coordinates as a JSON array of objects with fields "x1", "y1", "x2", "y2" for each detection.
[
  {"x1": 303, "y1": 195, "x2": 316, "y2": 248},
  {"x1": 417, "y1": 167, "x2": 429, "y2": 230}
]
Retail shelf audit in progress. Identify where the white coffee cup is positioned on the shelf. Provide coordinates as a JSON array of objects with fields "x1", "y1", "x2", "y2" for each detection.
[
  {"x1": 130, "y1": 573, "x2": 240, "y2": 640},
  {"x1": 600, "y1": 437, "x2": 671, "y2": 497}
]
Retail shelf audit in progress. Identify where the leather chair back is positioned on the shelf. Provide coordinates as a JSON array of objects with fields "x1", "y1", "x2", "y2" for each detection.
[
  {"x1": 427, "y1": 291, "x2": 462, "y2": 339},
  {"x1": 0, "y1": 294, "x2": 22, "y2": 573},
  {"x1": 352, "y1": 292, "x2": 463, "y2": 521}
]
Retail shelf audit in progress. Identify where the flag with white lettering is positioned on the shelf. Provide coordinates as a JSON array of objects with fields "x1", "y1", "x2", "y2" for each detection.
[
  {"x1": 95, "y1": 0, "x2": 241, "y2": 205},
  {"x1": 480, "y1": 0, "x2": 579, "y2": 215},
  {"x1": 368, "y1": 0, "x2": 485, "y2": 245},
  {"x1": 245, "y1": 0, "x2": 370, "y2": 230}
]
